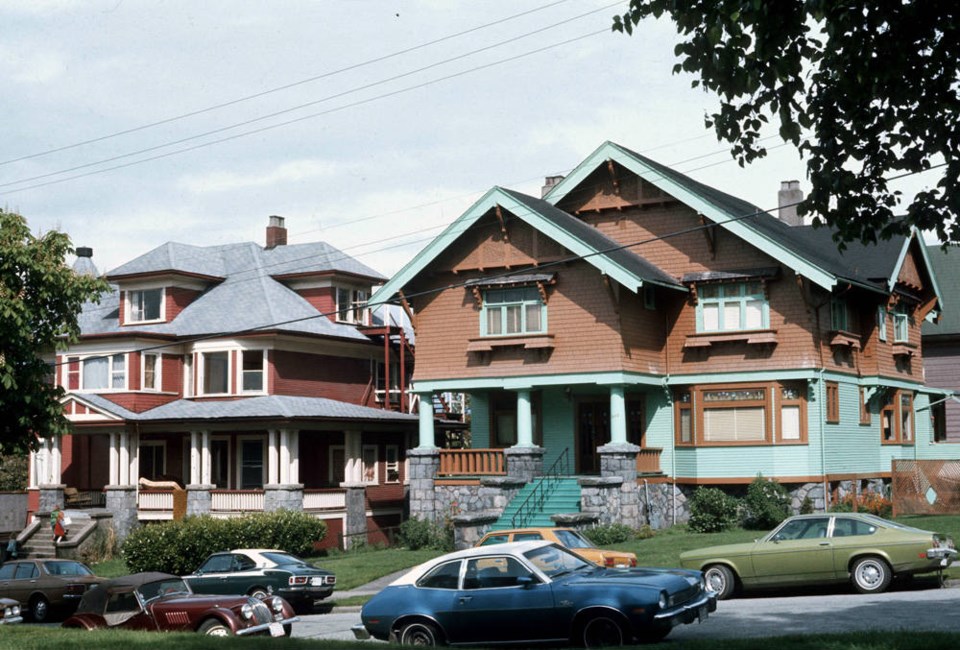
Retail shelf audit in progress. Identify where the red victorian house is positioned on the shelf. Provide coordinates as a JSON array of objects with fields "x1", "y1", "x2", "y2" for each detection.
[{"x1": 29, "y1": 217, "x2": 420, "y2": 548}]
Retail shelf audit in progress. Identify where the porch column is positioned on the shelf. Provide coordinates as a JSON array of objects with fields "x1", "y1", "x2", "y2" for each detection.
[
  {"x1": 279, "y1": 429, "x2": 291, "y2": 484},
  {"x1": 189, "y1": 431, "x2": 201, "y2": 484},
  {"x1": 515, "y1": 389, "x2": 534, "y2": 447},
  {"x1": 118, "y1": 431, "x2": 130, "y2": 485},
  {"x1": 200, "y1": 430, "x2": 211, "y2": 485},
  {"x1": 417, "y1": 392, "x2": 436, "y2": 449},
  {"x1": 128, "y1": 429, "x2": 139, "y2": 485},
  {"x1": 288, "y1": 430, "x2": 300, "y2": 484},
  {"x1": 609, "y1": 385, "x2": 627, "y2": 445},
  {"x1": 109, "y1": 433, "x2": 119, "y2": 485},
  {"x1": 267, "y1": 429, "x2": 280, "y2": 484},
  {"x1": 344, "y1": 430, "x2": 362, "y2": 483}
]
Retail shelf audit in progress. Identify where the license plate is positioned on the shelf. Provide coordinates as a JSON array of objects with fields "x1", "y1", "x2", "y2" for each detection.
[
  {"x1": 269, "y1": 622, "x2": 284, "y2": 637},
  {"x1": 311, "y1": 577, "x2": 323, "y2": 586},
  {"x1": 698, "y1": 605, "x2": 709, "y2": 623}
]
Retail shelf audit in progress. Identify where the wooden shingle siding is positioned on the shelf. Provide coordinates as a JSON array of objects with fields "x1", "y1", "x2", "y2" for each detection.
[{"x1": 925, "y1": 343, "x2": 960, "y2": 442}]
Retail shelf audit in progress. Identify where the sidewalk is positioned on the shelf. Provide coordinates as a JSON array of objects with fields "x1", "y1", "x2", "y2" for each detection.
[{"x1": 328, "y1": 569, "x2": 408, "y2": 610}]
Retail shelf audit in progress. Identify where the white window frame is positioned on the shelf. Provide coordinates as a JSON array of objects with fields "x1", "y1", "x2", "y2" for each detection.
[
  {"x1": 141, "y1": 352, "x2": 161, "y2": 391},
  {"x1": 199, "y1": 350, "x2": 231, "y2": 396},
  {"x1": 362, "y1": 444, "x2": 378, "y2": 484},
  {"x1": 877, "y1": 306, "x2": 888, "y2": 342},
  {"x1": 481, "y1": 286, "x2": 546, "y2": 337},
  {"x1": 336, "y1": 287, "x2": 370, "y2": 325},
  {"x1": 183, "y1": 354, "x2": 194, "y2": 397},
  {"x1": 696, "y1": 281, "x2": 768, "y2": 333},
  {"x1": 240, "y1": 349, "x2": 266, "y2": 393},
  {"x1": 77, "y1": 353, "x2": 127, "y2": 392},
  {"x1": 126, "y1": 288, "x2": 165, "y2": 324},
  {"x1": 385, "y1": 445, "x2": 400, "y2": 484},
  {"x1": 893, "y1": 304, "x2": 910, "y2": 343}
]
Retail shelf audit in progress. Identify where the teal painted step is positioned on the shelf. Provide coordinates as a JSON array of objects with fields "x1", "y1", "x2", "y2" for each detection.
[{"x1": 490, "y1": 478, "x2": 581, "y2": 530}]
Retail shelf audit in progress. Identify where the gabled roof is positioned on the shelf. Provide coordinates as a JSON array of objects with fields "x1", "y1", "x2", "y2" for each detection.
[
  {"x1": 923, "y1": 244, "x2": 960, "y2": 338},
  {"x1": 544, "y1": 141, "x2": 937, "y2": 299},
  {"x1": 371, "y1": 186, "x2": 683, "y2": 304}
]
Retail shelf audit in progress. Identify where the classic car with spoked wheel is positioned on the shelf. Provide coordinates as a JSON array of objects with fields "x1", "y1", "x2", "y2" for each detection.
[
  {"x1": 61, "y1": 572, "x2": 299, "y2": 637},
  {"x1": 0, "y1": 559, "x2": 103, "y2": 622},
  {"x1": 680, "y1": 513, "x2": 957, "y2": 599},
  {"x1": 0, "y1": 597, "x2": 23, "y2": 625},
  {"x1": 353, "y1": 540, "x2": 716, "y2": 647},
  {"x1": 182, "y1": 548, "x2": 336, "y2": 611}
]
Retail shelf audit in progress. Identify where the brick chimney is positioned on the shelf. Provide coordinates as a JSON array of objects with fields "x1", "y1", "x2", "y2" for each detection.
[
  {"x1": 266, "y1": 215, "x2": 287, "y2": 249},
  {"x1": 778, "y1": 181, "x2": 803, "y2": 226},
  {"x1": 541, "y1": 175, "x2": 564, "y2": 198}
]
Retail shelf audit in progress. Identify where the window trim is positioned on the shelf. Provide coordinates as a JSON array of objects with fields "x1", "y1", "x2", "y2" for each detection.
[
  {"x1": 141, "y1": 352, "x2": 161, "y2": 392},
  {"x1": 880, "y1": 389, "x2": 915, "y2": 446},
  {"x1": 776, "y1": 383, "x2": 808, "y2": 444},
  {"x1": 126, "y1": 287, "x2": 165, "y2": 324},
  {"x1": 877, "y1": 306, "x2": 888, "y2": 342},
  {"x1": 385, "y1": 445, "x2": 401, "y2": 484},
  {"x1": 892, "y1": 304, "x2": 910, "y2": 343},
  {"x1": 199, "y1": 350, "x2": 231, "y2": 396},
  {"x1": 335, "y1": 286, "x2": 370, "y2": 325},
  {"x1": 826, "y1": 382, "x2": 840, "y2": 424},
  {"x1": 67, "y1": 354, "x2": 128, "y2": 392},
  {"x1": 695, "y1": 281, "x2": 769, "y2": 334},
  {"x1": 240, "y1": 349, "x2": 266, "y2": 394},
  {"x1": 859, "y1": 387, "x2": 871, "y2": 425},
  {"x1": 480, "y1": 286, "x2": 546, "y2": 338}
]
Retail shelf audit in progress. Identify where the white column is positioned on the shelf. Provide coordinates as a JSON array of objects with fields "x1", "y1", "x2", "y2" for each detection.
[
  {"x1": 190, "y1": 431, "x2": 201, "y2": 484},
  {"x1": 610, "y1": 385, "x2": 627, "y2": 444},
  {"x1": 515, "y1": 389, "x2": 533, "y2": 447},
  {"x1": 118, "y1": 431, "x2": 130, "y2": 485},
  {"x1": 28, "y1": 449, "x2": 38, "y2": 489},
  {"x1": 289, "y1": 430, "x2": 299, "y2": 484},
  {"x1": 418, "y1": 395, "x2": 436, "y2": 449},
  {"x1": 267, "y1": 429, "x2": 280, "y2": 484},
  {"x1": 128, "y1": 430, "x2": 139, "y2": 485},
  {"x1": 345, "y1": 430, "x2": 362, "y2": 483},
  {"x1": 200, "y1": 430, "x2": 211, "y2": 485},
  {"x1": 109, "y1": 433, "x2": 119, "y2": 486},
  {"x1": 51, "y1": 436, "x2": 63, "y2": 484},
  {"x1": 279, "y1": 429, "x2": 290, "y2": 484}
]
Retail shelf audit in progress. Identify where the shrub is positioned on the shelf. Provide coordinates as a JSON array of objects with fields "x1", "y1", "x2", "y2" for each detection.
[
  {"x1": 688, "y1": 487, "x2": 739, "y2": 533},
  {"x1": 743, "y1": 475, "x2": 792, "y2": 530},
  {"x1": 396, "y1": 517, "x2": 452, "y2": 551},
  {"x1": 583, "y1": 523, "x2": 634, "y2": 546},
  {"x1": 121, "y1": 510, "x2": 327, "y2": 574},
  {"x1": 799, "y1": 496, "x2": 815, "y2": 514},
  {"x1": 830, "y1": 492, "x2": 893, "y2": 518}
]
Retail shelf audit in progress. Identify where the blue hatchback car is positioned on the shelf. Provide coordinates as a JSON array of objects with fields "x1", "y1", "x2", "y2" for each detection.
[{"x1": 353, "y1": 540, "x2": 716, "y2": 646}]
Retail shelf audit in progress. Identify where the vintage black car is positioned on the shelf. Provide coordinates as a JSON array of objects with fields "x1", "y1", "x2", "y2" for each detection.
[
  {"x1": 62, "y1": 572, "x2": 298, "y2": 637},
  {"x1": 183, "y1": 549, "x2": 335, "y2": 610}
]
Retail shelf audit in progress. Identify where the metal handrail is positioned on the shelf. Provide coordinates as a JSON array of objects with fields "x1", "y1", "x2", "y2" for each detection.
[{"x1": 510, "y1": 448, "x2": 571, "y2": 528}]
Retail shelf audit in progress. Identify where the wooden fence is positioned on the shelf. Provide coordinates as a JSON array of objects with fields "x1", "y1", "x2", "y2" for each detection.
[{"x1": 891, "y1": 459, "x2": 960, "y2": 516}]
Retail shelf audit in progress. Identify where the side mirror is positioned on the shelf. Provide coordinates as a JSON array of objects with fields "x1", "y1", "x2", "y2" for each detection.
[{"x1": 516, "y1": 575, "x2": 535, "y2": 588}]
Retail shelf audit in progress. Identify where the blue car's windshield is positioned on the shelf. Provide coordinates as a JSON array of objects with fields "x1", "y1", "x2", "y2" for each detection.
[{"x1": 524, "y1": 544, "x2": 591, "y2": 578}]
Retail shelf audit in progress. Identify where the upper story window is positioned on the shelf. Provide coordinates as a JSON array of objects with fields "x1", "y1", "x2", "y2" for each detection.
[
  {"x1": 142, "y1": 352, "x2": 160, "y2": 391},
  {"x1": 201, "y1": 351, "x2": 230, "y2": 395},
  {"x1": 127, "y1": 288, "x2": 164, "y2": 323},
  {"x1": 892, "y1": 304, "x2": 910, "y2": 343},
  {"x1": 482, "y1": 287, "x2": 545, "y2": 337},
  {"x1": 877, "y1": 306, "x2": 888, "y2": 342},
  {"x1": 241, "y1": 350, "x2": 265, "y2": 393},
  {"x1": 336, "y1": 287, "x2": 369, "y2": 325},
  {"x1": 696, "y1": 281, "x2": 768, "y2": 333},
  {"x1": 67, "y1": 354, "x2": 127, "y2": 391},
  {"x1": 830, "y1": 299, "x2": 849, "y2": 331}
]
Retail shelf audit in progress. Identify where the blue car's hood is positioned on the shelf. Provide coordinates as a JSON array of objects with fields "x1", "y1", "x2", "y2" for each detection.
[{"x1": 557, "y1": 566, "x2": 700, "y2": 591}]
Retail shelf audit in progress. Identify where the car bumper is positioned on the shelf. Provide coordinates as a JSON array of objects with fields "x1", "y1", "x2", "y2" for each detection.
[
  {"x1": 236, "y1": 615, "x2": 299, "y2": 637},
  {"x1": 276, "y1": 587, "x2": 334, "y2": 602},
  {"x1": 352, "y1": 623, "x2": 372, "y2": 640},
  {"x1": 926, "y1": 547, "x2": 958, "y2": 567},
  {"x1": 653, "y1": 591, "x2": 718, "y2": 627}
]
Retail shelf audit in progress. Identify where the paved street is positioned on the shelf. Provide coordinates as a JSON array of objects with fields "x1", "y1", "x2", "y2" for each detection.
[{"x1": 293, "y1": 582, "x2": 960, "y2": 643}]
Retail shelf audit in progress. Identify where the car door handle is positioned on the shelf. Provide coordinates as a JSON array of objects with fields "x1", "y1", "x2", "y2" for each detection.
[
  {"x1": 819, "y1": 541, "x2": 831, "y2": 546},
  {"x1": 458, "y1": 596, "x2": 473, "y2": 604}
]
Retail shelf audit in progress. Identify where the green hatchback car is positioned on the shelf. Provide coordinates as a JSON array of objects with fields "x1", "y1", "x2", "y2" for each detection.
[{"x1": 680, "y1": 513, "x2": 956, "y2": 599}]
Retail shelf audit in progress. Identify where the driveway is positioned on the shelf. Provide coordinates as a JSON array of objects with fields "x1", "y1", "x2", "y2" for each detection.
[{"x1": 293, "y1": 582, "x2": 960, "y2": 642}]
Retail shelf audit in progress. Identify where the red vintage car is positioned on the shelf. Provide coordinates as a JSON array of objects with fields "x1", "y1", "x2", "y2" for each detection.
[{"x1": 62, "y1": 572, "x2": 298, "y2": 637}]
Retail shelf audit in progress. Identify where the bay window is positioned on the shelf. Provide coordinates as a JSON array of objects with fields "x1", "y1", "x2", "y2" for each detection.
[
  {"x1": 142, "y1": 352, "x2": 159, "y2": 391},
  {"x1": 201, "y1": 351, "x2": 230, "y2": 395},
  {"x1": 241, "y1": 350, "x2": 265, "y2": 392},
  {"x1": 67, "y1": 354, "x2": 127, "y2": 391}
]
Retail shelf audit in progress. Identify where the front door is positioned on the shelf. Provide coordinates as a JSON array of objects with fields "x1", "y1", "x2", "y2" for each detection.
[{"x1": 576, "y1": 401, "x2": 608, "y2": 474}]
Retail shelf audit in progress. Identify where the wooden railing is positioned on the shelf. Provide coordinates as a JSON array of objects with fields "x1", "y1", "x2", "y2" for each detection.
[
  {"x1": 636, "y1": 447, "x2": 663, "y2": 474},
  {"x1": 211, "y1": 490, "x2": 264, "y2": 512},
  {"x1": 138, "y1": 490, "x2": 173, "y2": 511},
  {"x1": 303, "y1": 489, "x2": 346, "y2": 510},
  {"x1": 439, "y1": 448, "x2": 506, "y2": 476}
]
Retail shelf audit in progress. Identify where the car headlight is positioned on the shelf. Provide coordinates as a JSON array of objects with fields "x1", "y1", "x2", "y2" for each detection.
[
  {"x1": 271, "y1": 597, "x2": 284, "y2": 613},
  {"x1": 240, "y1": 603, "x2": 254, "y2": 620},
  {"x1": 658, "y1": 591, "x2": 668, "y2": 610}
]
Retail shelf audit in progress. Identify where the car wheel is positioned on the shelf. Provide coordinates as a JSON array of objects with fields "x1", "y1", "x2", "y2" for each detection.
[
  {"x1": 581, "y1": 614, "x2": 625, "y2": 648},
  {"x1": 198, "y1": 618, "x2": 233, "y2": 636},
  {"x1": 399, "y1": 621, "x2": 441, "y2": 646},
  {"x1": 851, "y1": 556, "x2": 892, "y2": 594},
  {"x1": 703, "y1": 564, "x2": 736, "y2": 600},
  {"x1": 30, "y1": 595, "x2": 50, "y2": 623},
  {"x1": 248, "y1": 586, "x2": 269, "y2": 600}
]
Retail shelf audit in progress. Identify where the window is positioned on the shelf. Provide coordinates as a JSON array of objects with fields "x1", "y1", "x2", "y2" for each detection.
[
  {"x1": 773, "y1": 517, "x2": 831, "y2": 540},
  {"x1": 893, "y1": 304, "x2": 910, "y2": 343},
  {"x1": 676, "y1": 382, "x2": 807, "y2": 446},
  {"x1": 201, "y1": 351, "x2": 230, "y2": 395},
  {"x1": 329, "y1": 446, "x2": 346, "y2": 486},
  {"x1": 881, "y1": 389, "x2": 915, "y2": 444},
  {"x1": 139, "y1": 441, "x2": 165, "y2": 481},
  {"x1": 832, "y1": 517, "x2": 877, "y2": 537},
  {"x1": 826, "y1": 382, "x2": 840, "y2": 423},
  {"x1": 859, "y1": 387, "x2": 871, "y2": 425},
  {"x1": 74, "y1": 354, "x2": 126, "y2": 391},
  {"x1": 830, "y1": 299, "x2": 848, "y2": 331},
  {"x1": 481, "y1": 287, "x2": 545, "y2": 336},
  {"x1": 643, "y1": 284, "x2": 656, "y2": 310},
  {"x1": 241, "y1": 350, "x2": 264, "y2": 392},
  {"x1": 697, "y1": 281, "x2": 767, "y2": 333},
  {"x1": 464, "y1": 556, "x2": 534, "y2": 589},
  {"x1": 142, "y1": 353, "x2": 159, "y2": 391},
  {"x1": 385, "y1": 445, "x2": 400, "y2": 483},
  {"x1": 362, "y1": 445, "x2": 378, "y2": 483},
  {"x1": 932, "y1": 401, "x2": 947, "y2": 443},
  {"x1": 239, "y1": 437, "x2": 264, "y2": 489},
  {"x1": 417, "y1": 561, "x2": 462, "y2": 590},
  {"x1": 489, "y1": 390, "x2": 541, "y2": 447},
  {"x1": 128, "y1": 288, "x2": 163, "y2": 323},
  {"x1": 877, "y1": 307, "x2": 888, "y2": 342},
  {"x1": 336, "y1": 287, "x2": 369, "y2": 325}
]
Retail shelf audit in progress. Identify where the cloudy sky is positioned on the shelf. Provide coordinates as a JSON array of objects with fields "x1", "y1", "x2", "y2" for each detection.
[{"x1": 1, "y1": 1, "x2": 937, "y2": 278}]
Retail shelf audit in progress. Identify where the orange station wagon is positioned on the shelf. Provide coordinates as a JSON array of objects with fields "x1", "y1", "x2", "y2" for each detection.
[{"x1": 476, "y1": 527, "x2": 637, "y2": 568}]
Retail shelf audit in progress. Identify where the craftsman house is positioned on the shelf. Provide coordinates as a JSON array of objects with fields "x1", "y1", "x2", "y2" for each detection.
[
  {"x1": 923, "y1": 244, "x2": 960, "y2": 443},
  {"x1": 371, "y1": 141, "x2": 957, "y2": 533},
  {"x1": 29, "y1": 217, "x2": 421, "y2": 548}
]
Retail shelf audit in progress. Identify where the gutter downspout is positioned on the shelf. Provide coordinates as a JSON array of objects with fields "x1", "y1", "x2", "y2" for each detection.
[{"x1": 819, "y1": 369, "x2": 828, "y2": 513}]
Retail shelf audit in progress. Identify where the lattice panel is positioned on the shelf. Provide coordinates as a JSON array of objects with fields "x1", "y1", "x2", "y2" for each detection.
[{"x1": 891, "y1": 460, "x2": 960, "y2": 516}]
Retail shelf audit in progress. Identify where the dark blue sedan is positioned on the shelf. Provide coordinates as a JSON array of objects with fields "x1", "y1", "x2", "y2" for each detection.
[{"x1": 352, "y1": 540, "x2": 716, "y2": 646}]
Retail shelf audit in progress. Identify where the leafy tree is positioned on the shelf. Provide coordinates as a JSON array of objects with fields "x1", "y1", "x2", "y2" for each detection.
[
  {"x1": 614, "y1": 1, "x2": 959, "y2": 247},
  {"x1": 0, "y1": 210, "x2": 108, "y2": 455}
]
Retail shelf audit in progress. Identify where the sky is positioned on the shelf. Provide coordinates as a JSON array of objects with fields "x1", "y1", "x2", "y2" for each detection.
[{"x1": 1, "y1": 0, "x2": 939, "y2": 279}]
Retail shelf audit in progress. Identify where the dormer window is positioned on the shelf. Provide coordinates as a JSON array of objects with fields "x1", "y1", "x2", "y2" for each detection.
[
  {"x1": 336, "y1": 287, "x2": 369, "y2": 325},
  {"x1": 481, "y1": 287, "x2": 545, "y2": 336},
  {"x1": 696, "y1": 281, "x2": 768, "y2": 333},
  {"x1": 892, "y1": 303, "x2": 910, "y2": 343},
  {"x1": 127, "y1": 288, "x2": 164, "y2": 323}
]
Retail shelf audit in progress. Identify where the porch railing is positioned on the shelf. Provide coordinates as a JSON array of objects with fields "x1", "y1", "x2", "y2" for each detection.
[
  {"x1": 438, "y1": 448, "x2": 506, "y2": 476},
  {"x1": 138, "y1": 490, "x2": 173, "y2": 511},
  {"x1": 303, "y1": 489, "x2": 347, "y2": 510},
  {"x1": 211, "y1": 490, "x2": 264, "y2": 512},
  {"x1": 636, "y1": 447, "x2": 663, "y2": 474},
  {"x1": 511, "y1": 448, "x2": 571, "y2": 528}
]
